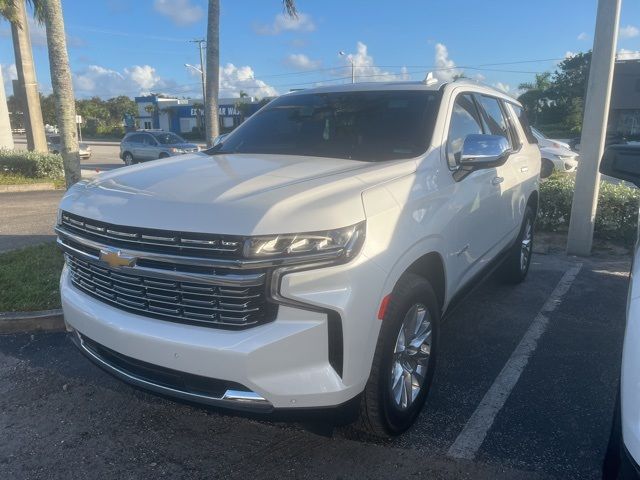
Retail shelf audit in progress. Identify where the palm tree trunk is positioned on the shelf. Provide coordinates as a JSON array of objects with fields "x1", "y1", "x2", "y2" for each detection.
[
  {"x1": 10, "y1": 0, "x2": 46, "y2": 152},
  {"x1": 41, "y1": 0, "x2": 80, "y2": 188},
  {"x1": 0, "y1": 65, "x2": 14, "y2": 150},
  {"x1": 205, "y1": 0, "x2": 220, "y2": 147}
]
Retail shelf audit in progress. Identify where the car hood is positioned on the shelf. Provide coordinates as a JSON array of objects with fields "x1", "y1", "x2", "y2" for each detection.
[
  {"x1": 60, "y1": 152, "x2": 416, "y2": 235},
  {"x1": 539, "y1": 145, "x2": 578, "y2": 158}
]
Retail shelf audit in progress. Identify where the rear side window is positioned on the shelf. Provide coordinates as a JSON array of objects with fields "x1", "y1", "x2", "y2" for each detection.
[
  {"x1": 446, "y1": 94, "x2": 484, "y2": 169},
  {"x1": 509, "y1": 104, "x2": 537, "y2": 144},
  {"x1": 126, "y1": 134, "x2": 144, "y2": 144},
  {"x1": 475, "y1": 95, "x2": 513, "y2": 148}
]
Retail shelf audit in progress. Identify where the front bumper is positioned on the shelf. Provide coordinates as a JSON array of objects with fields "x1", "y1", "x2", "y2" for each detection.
[{"x1": 60, "y1": 251, "x2": 386, "y2": 410}]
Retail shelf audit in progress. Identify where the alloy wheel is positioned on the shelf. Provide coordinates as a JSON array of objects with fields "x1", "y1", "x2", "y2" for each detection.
[
  {"x1": 520, "y1": 219, "x2": 533, "y2": 272},
  {"x1": 390, "y1": 303, "x2": 432, "y2": 410}
]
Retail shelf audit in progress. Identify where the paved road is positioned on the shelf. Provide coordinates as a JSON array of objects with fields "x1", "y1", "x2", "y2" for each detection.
[
  {"x1": 13, "y1": 136, "x2": 123, "y2": 174},
  {"x1": 0, "y1": 190, "x2": 63, "y2": 252},
  {"x1": 0, "y1": 253, "x2": 628, "y2": 479}
]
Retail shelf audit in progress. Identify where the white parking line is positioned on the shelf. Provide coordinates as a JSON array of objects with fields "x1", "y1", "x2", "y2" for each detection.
[{"x1": 447, "y1": 262, "x2": 583, "y2": 460}]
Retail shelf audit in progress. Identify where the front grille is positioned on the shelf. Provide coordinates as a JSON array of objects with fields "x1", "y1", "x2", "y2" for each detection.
[
  {"x1": 61, "y1": 211, "x2": 245, "y2": 259},
  {"x1": 66, "y1": 254, "x2": 274, "y2": 328}
]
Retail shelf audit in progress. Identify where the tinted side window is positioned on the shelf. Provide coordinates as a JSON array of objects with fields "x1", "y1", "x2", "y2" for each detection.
[
  {"x1": 141, "y1": 135, "x2": 156, "y2": 146},
  {"x1": 510, "y1": 104, "x2": 538, "y2": 144},
  {"x1": 126, "y1": 134, "x2": 143, "y2": 144},
  {"x1": 446, "y1": 94, "x2": 483, "y2": 169},
  {"x1": 476, "y1": 95, "x2": 513, "y2": 148}
]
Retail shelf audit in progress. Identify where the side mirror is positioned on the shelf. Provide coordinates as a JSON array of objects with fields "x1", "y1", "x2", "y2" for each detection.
[
  {"x1": 459, "y1": 134, "x2": 511, "y2": 170},
  {"x1": 213, "y1": 133, "x2": 229, "y2": 147},
  {"x1": 600, "y1": 144, "x2": 640, "y2": 187}
]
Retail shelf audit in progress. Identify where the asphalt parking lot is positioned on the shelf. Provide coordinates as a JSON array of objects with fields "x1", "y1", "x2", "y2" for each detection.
[{"x1": 0, "y1": 252, "x2": 629, "y2": 479}]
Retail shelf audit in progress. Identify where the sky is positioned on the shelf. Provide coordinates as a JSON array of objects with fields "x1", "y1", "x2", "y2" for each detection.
[{"x1": 1, "y1": 0, "x2": 640, "y2": 100}]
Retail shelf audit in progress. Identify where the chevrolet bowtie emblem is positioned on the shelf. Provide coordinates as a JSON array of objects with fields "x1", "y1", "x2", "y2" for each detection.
[{"x1": 99, "y1": 248, "x2": 137, "y2": 268}]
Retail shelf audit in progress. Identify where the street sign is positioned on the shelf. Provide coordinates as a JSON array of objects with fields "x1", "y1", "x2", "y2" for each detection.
[{"x1": 76, "y1": 115, "x2": 83, "y2": 124}]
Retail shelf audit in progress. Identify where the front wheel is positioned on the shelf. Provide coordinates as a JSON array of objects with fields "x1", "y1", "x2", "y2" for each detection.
[
  {"x1": 353, "y1": 273, "x2": 439, "y2": 438},
  {"x1": 123, "y1": 152, "x2": 134, "y2": 166},
  {"x1": 499, "y1": 205, "x2": 535, "y2": 284}
]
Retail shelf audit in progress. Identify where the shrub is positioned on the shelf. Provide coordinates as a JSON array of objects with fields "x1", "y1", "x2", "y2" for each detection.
[
  {"x1": 0, "y1": 149, "x2": 64, "y2": 179},
  {"x1": 538, "y1": 173, "x2": 640, "y2": 244}
]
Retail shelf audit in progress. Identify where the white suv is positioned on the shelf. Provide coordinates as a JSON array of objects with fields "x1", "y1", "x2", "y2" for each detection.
[{"x1": 56, "y1": 79, "x2": 540, "y2": 437}]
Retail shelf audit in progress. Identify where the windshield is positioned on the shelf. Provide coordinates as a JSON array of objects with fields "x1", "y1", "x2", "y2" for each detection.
[
  {"x1": 208, "y1": 90, "x2": 440, "y2": 161},
  {"x1": 153, "y1": 132, "x2": 185, "y2": 144}
]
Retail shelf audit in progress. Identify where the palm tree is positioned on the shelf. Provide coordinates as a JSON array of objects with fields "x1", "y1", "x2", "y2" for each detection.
[
  {"x1": 204, "y1": 0, "x2": 297, "y2": 146},
  {"x1": 41, "y1": 0, "x2": 81, "y2": 187},
  {"x1": 0, "y1": 0, "x2": 47, "y2": 152},
  {"x1": 517, "y1": 72, "x2": 552, "y2": 125}
]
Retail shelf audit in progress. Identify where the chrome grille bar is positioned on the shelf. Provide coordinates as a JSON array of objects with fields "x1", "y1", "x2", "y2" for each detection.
[{"x1": 66, "y1": 254, "x2": 267, "y2": 327}]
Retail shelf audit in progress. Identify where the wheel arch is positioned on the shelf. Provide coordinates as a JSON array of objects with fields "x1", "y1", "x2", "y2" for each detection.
[
  {"x1": 527, "y1": 189, "x2": 539, "y2": 217},
  {"x1": 403, "y1": 252, "x2": 446, "y2": 310}
]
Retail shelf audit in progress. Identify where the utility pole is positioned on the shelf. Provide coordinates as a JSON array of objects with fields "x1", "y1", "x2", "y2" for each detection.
[
  {"x1": 566, "y1": 0, "x2": 621, "y2": 255},
  {"x1": 190, "y1": 39, "x2": 207, "y2": 135}
]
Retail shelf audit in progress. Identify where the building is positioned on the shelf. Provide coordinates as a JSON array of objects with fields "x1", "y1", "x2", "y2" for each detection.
[
  {"x1": 610, "y1": 59, "x2": 640, "y2": 140},
  {"x1": 134, "y1": 95, "x2": 266, "y2": 135}
]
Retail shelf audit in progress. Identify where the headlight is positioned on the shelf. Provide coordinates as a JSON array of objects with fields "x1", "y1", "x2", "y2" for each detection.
[
  {"x1": 244, "y1": 222, "x2": 366, "y2": 263},
  {"x1": 170, "y1": 147, "x2": 184, "y2": 153}
]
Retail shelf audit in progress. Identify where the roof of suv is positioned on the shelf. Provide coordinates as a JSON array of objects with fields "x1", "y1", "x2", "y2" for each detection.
[{"x1": 284, "y1": 78, "x2": 520, "y2": 104}]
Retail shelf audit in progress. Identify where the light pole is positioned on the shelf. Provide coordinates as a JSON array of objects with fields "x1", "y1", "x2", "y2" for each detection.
[
  {"x1": 339, "y1": 51, "x2": 355, "y2": 84},
  {"x1": 188, "y1": 39, "x2": 207, "y2": 105}
]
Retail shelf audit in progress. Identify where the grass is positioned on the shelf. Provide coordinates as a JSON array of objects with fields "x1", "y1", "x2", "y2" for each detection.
[
  {"x1": 0, "y1": 243, "x2": 65, "y2": 312},
  {"x1": 0, "y1": 174, "x2": 65, "y2": 188}
]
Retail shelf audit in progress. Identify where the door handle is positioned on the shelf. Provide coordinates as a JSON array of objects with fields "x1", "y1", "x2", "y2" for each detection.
[{"x1": 491, "y1": 176, "x2": 504, "y2": 185}]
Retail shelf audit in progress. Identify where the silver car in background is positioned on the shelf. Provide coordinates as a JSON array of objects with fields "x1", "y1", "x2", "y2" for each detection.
[
  {"x1": 47, "y1": 135, "x2": 91, "y2": 159},
  {"x1": 119, "y1": 131, "x2": 200, "y2": 165},
  {"x1": 531, "y1": 127, "x2": 580, "y2": 178}
]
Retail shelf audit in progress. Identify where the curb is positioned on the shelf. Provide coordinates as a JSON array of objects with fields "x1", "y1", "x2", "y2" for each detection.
[
  {"x1": 0, "y1": 309, "x2": 65, "y2": 334},
  {"x1": 0, "y1": 183, "x2": 58, "y2": 193}
]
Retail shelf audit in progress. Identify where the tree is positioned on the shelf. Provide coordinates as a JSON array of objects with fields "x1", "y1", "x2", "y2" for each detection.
[
  {"x1": 41, "y1": 0, "x2": 81, "y2": 188},
  {"x1": 204, "y1": 0, "x2": 297, "y2": 146},
  {"x1": 517, "y1": 73, "x2": 552, "y2": 125},
  {"x1": 0, "y1": 0, "x2": 47, "y2": 152}
]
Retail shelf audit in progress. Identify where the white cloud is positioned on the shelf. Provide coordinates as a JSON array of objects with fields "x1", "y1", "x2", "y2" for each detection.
[
  {"x1": 0, "y1": 16, "x2": 83, "y2": 48},
  {"x1": 577, "y1": 32, "x2": 588, "y2": 41},
  {"x1": 620, "y1": 25, "x2": 640, "y2": 39},
  {"x1": 255, "y1": 12, "x2": 315, "y2": 35},
  {"x1": 433, "y1": 43, "x2": 461, "y2": 81},
  {"x1": 219, "y1": 63, "x2": 278, "y2": 98},
  {"x1": 153, "y1": 0, "x2": 204, "y2": 26},
  {"x1": 73, "y1": 64, "x2": 170, "y2": 97},
  {"x1": 618, "y1": 49, "x2": 640, "y2": 60},
  {"x1": 284, "y1": 53, "x2": 321, "y2": 70},
  {"x1": 340, "y1": 41, "x2": 409, "y2": 82}
]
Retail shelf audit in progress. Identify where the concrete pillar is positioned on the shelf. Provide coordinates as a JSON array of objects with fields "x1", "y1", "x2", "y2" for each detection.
[
  {"x1": 566, "y1": 0, "x2": 621, "y2": 256},
  {"x1": 0, "y1": 66, "x2": 14, "y2": 150}
]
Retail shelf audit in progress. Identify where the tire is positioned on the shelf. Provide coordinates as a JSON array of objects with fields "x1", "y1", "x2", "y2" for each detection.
[
  {"x1": 159, "y1": 152, "x2": 169, "y2": 159},
  {"x1": 354, "y1": 273, "x2": 439, "y2": 438},
  {"x1": 499, "y1": 205, "x2": 535, "y2": 284},
  {"x1": 540, "y1": 158, "x2": 554, "y2": 179},
  {"x1": 123, "y1": 152, "x2": 134, "y2": 166}
]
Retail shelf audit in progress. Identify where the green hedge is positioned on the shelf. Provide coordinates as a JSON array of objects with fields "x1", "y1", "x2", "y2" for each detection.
[
  {"x1": 538, "y1": 174, "x2": 640, "y2": 244},
  {"x1": 0, "y1": 149, "x2": 64, "y2": 179}
]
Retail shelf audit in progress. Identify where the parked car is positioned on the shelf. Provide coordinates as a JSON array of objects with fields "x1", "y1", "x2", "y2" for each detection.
[
  {"x1": 56, "y1": 80, "x2": 540, "y2": 437},
  {"x1": 119, "y1": 130, "x2": 199, "y2": 165},
  {"x1": 47, "y1": 135, "x2": 91, "y2": 159},
  {"x1": 601, "y1": 144, "x2": 640, "y2": 479},
  {"x1": 530, "y1": 127, "x2": 579, "y2": 177}
]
